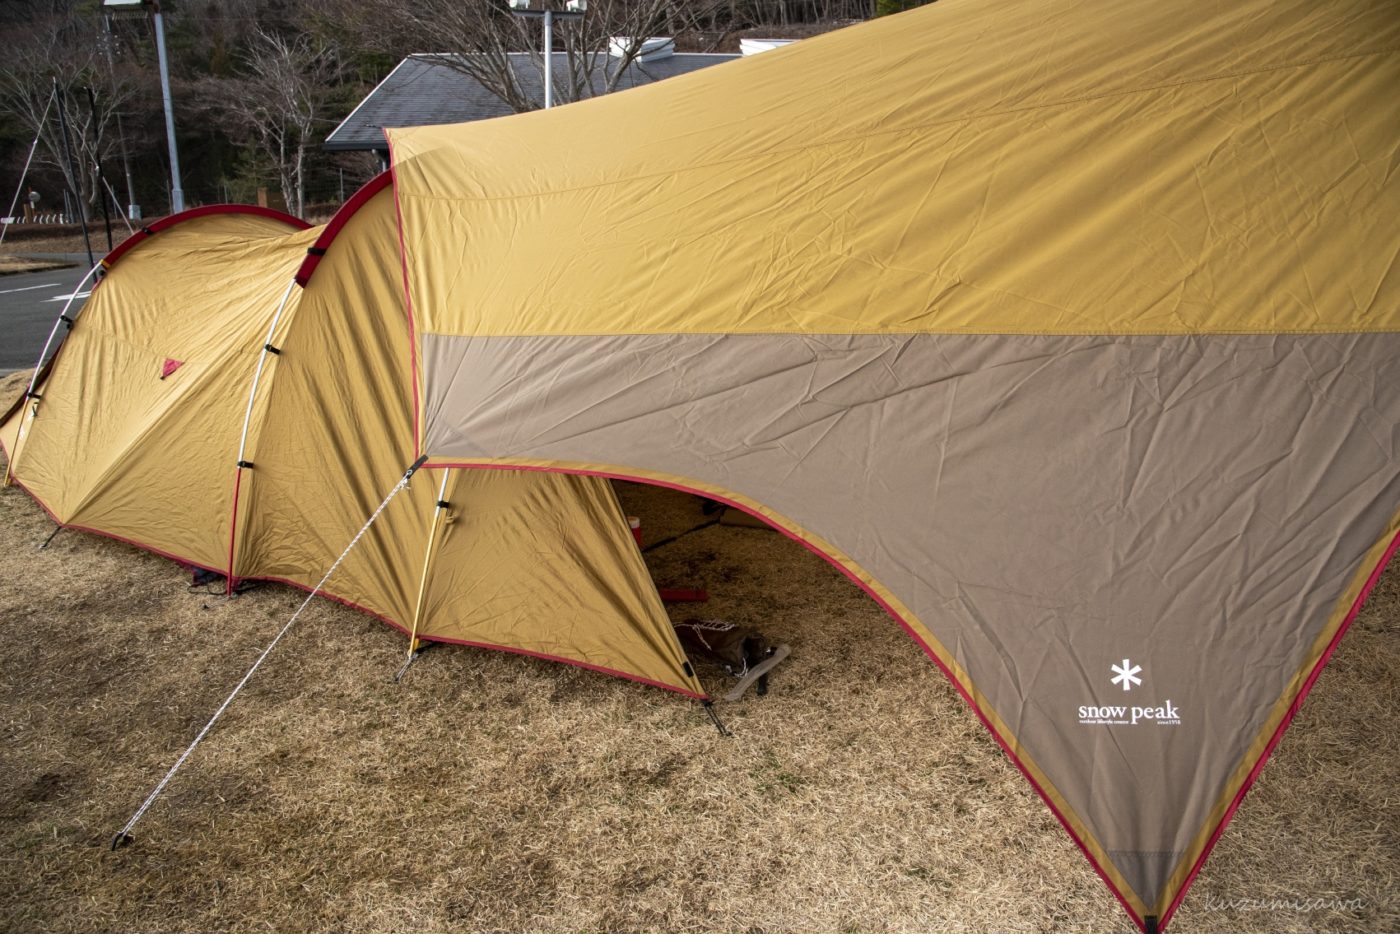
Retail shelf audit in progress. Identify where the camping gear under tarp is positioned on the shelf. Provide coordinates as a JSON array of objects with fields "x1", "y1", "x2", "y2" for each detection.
[
  {"x1": 385, "y1": 0, "x2": 1400, "y2": 928},
  {"x1": 0, "y1": 191, "x2": 703, "y2": 700}
]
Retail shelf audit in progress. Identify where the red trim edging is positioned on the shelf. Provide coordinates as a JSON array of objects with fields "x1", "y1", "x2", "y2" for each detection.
[
  {"x1": 1158, "y1": 525, "x2": 1400, "y2": 930},
  {"x1": 2, "y1": 473, "x2": 708, "y2": 705},
  {"x1": 293, "y1": 172, "x2": 393, "y2": 286},
  {"x1": 384, "y1": 138, "x2": 422, "y2": 457},
  {"x1": 224, "y1": 467, "x2": 245, "y2": 595},
  {"x1": 224, "y1": 573, "x2": 708, "y2": 701},
  {"x1": 423, "y1": 460, "x2": 1146, "y2": 928},
  {"x1": 101, "y1": 204, "x2": 310, "y2": 271}
]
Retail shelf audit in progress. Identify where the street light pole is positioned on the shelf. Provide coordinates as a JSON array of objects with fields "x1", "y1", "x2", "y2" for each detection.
[
  {"x1": 150, "y1": 1, "x2": 184, "y2": 213},
  {"x1": 509, "y1": 0, "x2": 585, "y2": 110},
  {"x1": 543, "y1": 7, "x2": 553, "y2": 109},
  {"x1": 104, "y1": 0, "x2": 183, "y2": 214}
]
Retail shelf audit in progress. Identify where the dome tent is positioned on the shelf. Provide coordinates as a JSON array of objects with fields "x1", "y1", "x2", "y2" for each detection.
[{"x1": 1, "y1": 183, "x2": 702, "y2": 701}]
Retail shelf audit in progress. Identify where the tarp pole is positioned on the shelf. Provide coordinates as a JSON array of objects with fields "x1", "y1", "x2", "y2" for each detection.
[
  {"x1": 101, "y1": 174, "x2": 136, "y2": 235},
  {"x1": 4, "y1": 259, "x2": 108, "y2": 488},
  {"x1": 53, "y1": 79, "x2": 95, "y2": 269},
  {"x1": 405, "y1": 469, "x2": 451, "y2": 659},
  {"x1": 224, "y1": 278, "x2": 298, "y2": 592},
  {"x1": 0, "y1": 89, "x2": 56, "y2": 252},
  {"x1": 84, "y1": 85, "x2": 115, "y2": 253}
]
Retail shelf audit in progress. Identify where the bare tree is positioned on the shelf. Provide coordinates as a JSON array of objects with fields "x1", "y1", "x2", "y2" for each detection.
[
  {"x1": 0, "y1": 2, "x2": 140, "y2": 221},
  {"x1": 341, "y1": 0, "x2": 730, "y2": 114},
  {"x1": 217, "y1": 30, "x2": 342, "y2": 217}
]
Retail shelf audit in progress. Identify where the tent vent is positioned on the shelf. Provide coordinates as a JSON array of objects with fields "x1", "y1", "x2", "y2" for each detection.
[
  {"x1": 610, "y1": 36, "x2": 674, "y2": 62},
  {"x1": 740, "y1": 38, "x2": 795, "y2": 56}
]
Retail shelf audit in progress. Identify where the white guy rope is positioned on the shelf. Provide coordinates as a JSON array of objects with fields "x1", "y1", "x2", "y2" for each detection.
[
  {"x1": 0, "y1": 89, "x2": 56, "y2": 251},
  {"x1": 111, "y1": 456, "x2": 428, "y2": 850},
  {"x1": 101, "y1": 175, "x2": 137, "y2": 235}
]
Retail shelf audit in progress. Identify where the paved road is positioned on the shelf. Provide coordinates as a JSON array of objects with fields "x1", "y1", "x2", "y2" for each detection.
[{"x1": 0, "y1": 257, "x2": 94, "y2": 372}]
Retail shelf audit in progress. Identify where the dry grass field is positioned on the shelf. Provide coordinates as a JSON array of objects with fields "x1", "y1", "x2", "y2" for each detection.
[
  {"x1": 0, "y1": 371, "x2": 1395, "y2": 932},
  {"x1": 0, "y1": 257, "x2": 75, "y2": 276},
  {"x1": 0, "y1": 226, "x2": 133, "y2": 258}
]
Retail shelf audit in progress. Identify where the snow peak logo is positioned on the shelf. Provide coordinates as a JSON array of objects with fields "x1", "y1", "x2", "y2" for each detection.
[{"x1": 1078, "y1": 658, "x2": 1182, "y2": 726}]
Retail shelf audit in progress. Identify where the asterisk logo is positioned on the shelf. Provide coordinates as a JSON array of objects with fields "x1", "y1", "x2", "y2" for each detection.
[{"x1": 1111, "y1": 659, "x2": 1143, "y2": 692}]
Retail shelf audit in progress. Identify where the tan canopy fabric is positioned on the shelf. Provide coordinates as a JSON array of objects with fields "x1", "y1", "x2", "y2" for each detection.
[
  {"x1": 387, "y1": 0, "x2": 1400, "y2": 928},
  {"x1": 1, "y1": 195, "x2": 703, "y2": 700}
]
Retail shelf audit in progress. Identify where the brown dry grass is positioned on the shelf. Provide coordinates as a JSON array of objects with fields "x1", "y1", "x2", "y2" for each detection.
[
  {"x1": 0, "y1": 227, "x2": 133, "y2": 257},
  {"x1": 0, "y1": 370, "x2": 1395, "y2": 932},
  {"x1": 0, "y1": 257, "x2": 75, "y2": 275}
]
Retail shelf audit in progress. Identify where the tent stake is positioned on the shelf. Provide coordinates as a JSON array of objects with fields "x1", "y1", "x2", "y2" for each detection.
[
  {"x1": 110, "y1": 455, "x2": 427, "y2": 852},
  {"x1": 393, "y1": 641, "x2": 435, "y2": 683},
  {"x1": 39, "y1": 525, "x2": 62, "y2": 550},
  {"x1": 701, "y1": 700, "x2": 731, "y2": 737}
]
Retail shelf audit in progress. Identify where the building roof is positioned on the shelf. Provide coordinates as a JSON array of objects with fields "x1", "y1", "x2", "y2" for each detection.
[{"x1": 325, "y1": 52, "x2": 740, "y2": 153}]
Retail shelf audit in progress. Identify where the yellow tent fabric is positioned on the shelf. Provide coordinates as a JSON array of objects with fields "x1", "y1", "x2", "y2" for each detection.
[
  {"x1": 235, "y1": 187, "x2": 699, "y2": 693},
  {"x1": 1, "y1": 196, "x2": 703, "y2": 700},
  {"x1": 4, "y1": 211, "x2": 314, "y2": 569},
  {"x1": 385, "y1": 0, "x2": 1400, "y2": 928}
]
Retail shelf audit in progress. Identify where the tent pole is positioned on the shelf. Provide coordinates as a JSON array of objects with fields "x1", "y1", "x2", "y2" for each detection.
[
  {"x1": 404, "y1": 469, "x2": 451, "y2": 663},
  {"x1": 4, "y1": 258, "x2": 108, "y2": 488},
  {"x1": 224, "y1": 278, "x2": 298, "y2": 593}
]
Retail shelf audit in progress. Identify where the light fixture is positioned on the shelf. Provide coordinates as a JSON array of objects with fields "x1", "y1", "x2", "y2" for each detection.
[{"x1": 508, "y1": 0, "x2": 587, "y2": 110}]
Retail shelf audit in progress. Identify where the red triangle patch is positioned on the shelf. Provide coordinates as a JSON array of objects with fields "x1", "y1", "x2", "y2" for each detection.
[{"x1": 160, "y1": 358, "x2": 183, "y2": 380}]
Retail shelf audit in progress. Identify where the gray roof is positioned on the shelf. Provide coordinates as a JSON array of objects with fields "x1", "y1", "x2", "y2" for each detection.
[{"x1": 325, "y1": 52, "x2": 739, "y2": 152}]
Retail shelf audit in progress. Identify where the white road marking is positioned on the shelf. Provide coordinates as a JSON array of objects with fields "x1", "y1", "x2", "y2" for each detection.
[
  {"x1": 0, "y1": 282, "x2": 59, "y2": 295},
  {"x1": 46, "y1": 291, "x2": 92, "y2": 302}
]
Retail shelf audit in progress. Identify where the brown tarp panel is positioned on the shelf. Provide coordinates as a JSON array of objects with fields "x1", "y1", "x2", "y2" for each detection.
[{"x1": 387, "y1": 0, "x2": 1400, "y2": 926}]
